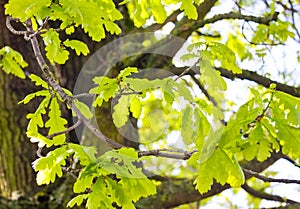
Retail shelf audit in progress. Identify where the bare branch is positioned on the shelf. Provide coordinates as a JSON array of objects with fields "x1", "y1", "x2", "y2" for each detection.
[
  {"x1": 73, "y1": 93, "x2": 94, "y2": 99},
  {"x1": 282, "y1": 156, "x2": 300, "y2": 169},
  {"x1": 189, "y1": 11, "x2": 279, "y2": 33},
  {"x1": 25, "y1": 16, "x2": 49, "y2": 41},
  {"x1": 47, "y1": 120, "x2": 82, "y2": 139},
  {"x1": 242, "y1": 183, "x2": 300, "y2": 204},
  {"x1": 243, "y1": 168, "x2": 300, "y2": 184},
  {"x1": 6, "y1": 16, "x2": 28, "y2": 36},
  {"x1": 138, "y1": 149, "x2": 197, "y2": 160},
  {"x1": 216, "y1": 67, "x2": 300, "y2": 97}
]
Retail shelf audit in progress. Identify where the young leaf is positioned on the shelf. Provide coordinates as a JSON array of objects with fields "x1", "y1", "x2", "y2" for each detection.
[
  {"x1": 150, "y1": 0, "x2": 167, "y2": 23},
  {"x1": 130, "y1": 96, "x2": 142, "y2": 118},
  {"x1": 194, "y1": 148, "x2": 244, "y2": 194},
  {"x1": 26, "y1": 96, "x2": 51, "y2": 147},
  {"x1": 112, "y1": 96, "x2": 130, "y2": 128},
  {"x1": 118, "y1": 67, "x2": 138, "y2": 80},
  {"x1": 64, "y1": 39, "x2": 90, "y2": 56},
  {"x1": 74, "y1": 100, "x2": 93, "y2": 119},
  {"x1": 68, "y1": 143, "x2": 97, "y2": 166},
  {"x1": 101, "y1": 19, "x2": 122, "y2": 35},
  {"x1": 18, "y1": 90, "x2": 49, "y2": 104},
  {"x1": 180, "y1": 0, "x2": 198, "y2": 20},
  {"x1": 42, "y1": 29, "x2": 69, "y2": 64},
  {"x1": 29, "y1": 74, "x2": 48, "y2": 88},
  {"x1": 0, "y1": 46, "x2": 27, "y2": 79},
  {"x1": 45, "y1": 97, "x2": 68, "y2": 145},
  {"x1": 181, "y1": 105, "x2": 195, "y2": 145},
  {"x1": 199, "y1": 127, "x2": 223, "y2": 163},
  {"x1": 67, "y1": 194, "x2": 88, "y2": 208},
  {"x1": 90, "y1": 76, "x2": 118, "y2": 107},
  {"x1": 210, "y1": 42, "x2": 242, "y2": 74},
  {"x1": 33, "y1": 146, "x2": 70, "y2": 185},
  {"x1": 5, "y1": 0, "x2": 51, "y2": 21}
]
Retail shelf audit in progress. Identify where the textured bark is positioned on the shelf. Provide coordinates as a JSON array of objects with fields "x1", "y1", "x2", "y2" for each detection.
[{"x1": 0, "y1": 0, "x2": 39, "y2": 198}]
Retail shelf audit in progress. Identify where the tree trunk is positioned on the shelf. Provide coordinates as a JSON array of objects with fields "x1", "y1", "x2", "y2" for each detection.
[{"x1": 0, "y1": 0, "x2": 40, "y2": 198}]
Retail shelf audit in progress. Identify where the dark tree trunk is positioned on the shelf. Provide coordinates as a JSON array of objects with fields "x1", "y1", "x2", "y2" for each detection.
[{"x1": 0, "y1": 0, "x2": 40, "y2": 198}]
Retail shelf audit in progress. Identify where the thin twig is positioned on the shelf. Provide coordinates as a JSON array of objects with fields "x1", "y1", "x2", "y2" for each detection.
[
  {"x1": 282, "y1": 156, "x2": 300, "y2": 169},
  {"x1": 6, "y1": 17, "x2": 28, "y2": 36},
  {"x1": 118, "y1": 91, "x2": 143, "y2": 96},
  {"x1": 175, "y1": 66, "x2": 193, "y2": 81},
  {"x1": 47, "y1": 120, "x2": 82, "y2": 139},
  {"x1": 138, "y1": 149, "x2": 197, "y2": 160},
  {"x1": 73, "y1": 93, "x2": 94, "y2": 99},
  {"x1": 288, "y1": 0, "x2": 300, "y2": 41},
  {"x1": 190, "y1": 74, "x2": 218, "y2": 107},
  {"x1": 36, "y1": 147, "x2": 44, "y2": 158},
  {"x1": 243, "y1": 168, "x2": 300, "y2": 184},
  {"x1": 190, "y1": 11, "x2": 279, "y2": 33},
  {"x1": 242, "y1": 183, "x2": 299, "y2": 204},
  {"x1": 25, "y1": 16, "x2": 49, "y2": 41}
]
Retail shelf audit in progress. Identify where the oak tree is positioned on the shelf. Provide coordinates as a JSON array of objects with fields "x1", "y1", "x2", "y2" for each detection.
[{"x1": 0, "y1": 0, "x2": 300, "y2": 208}]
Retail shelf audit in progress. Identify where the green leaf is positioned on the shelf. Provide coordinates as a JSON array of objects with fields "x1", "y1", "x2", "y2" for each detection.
[
  {"x1": 73, "y1": 164, "x2": 98, "y2": 193},
  {"x1": 130, "y1": 96, "x2": 142, "y2": 118},
  {"x1": 45, "y1": 97, "x2": 68, "y2": 145},
  {"x1": 220, "y1": 94, "x2": 262, "y2": 148},
  {"x1": 274, "y1": 91, "x2": 300, "y2": 125},
  {"x1": 26, "y1": 95, "x2": 51, "y2": 147},
  {"x1": 42, "y1": 29, "x2": 69, "y2": 64},
  {"x1": 241, "y1": 123, "x2": 272, "y2": 162},
  {"x1": 252, "y1": 24, "x2": 269, "y2": 43},
  {"x1": 18, "y1": 90, "x2": 49, "y2": 104},
  {"x1": 210, "y1": 42, "x2": 242, "y2": 74},
  {"x1": 181, "y1": 105, "x2": 196, "y2": 145},
  {"x1": 0, "y1": 46, "x2": 27, "y2": 79},
  {"x1": 118, "y1": 67, "x2": 138, "y2": 79},
  {"x1": 90, "y1": 76, "x2": 118, "y2": 107},
  {"x1": 226, "y1": 33, "x2": 252, "y2": 61},
  {"x1": 67, "y1": 194, "x2": 88, "y2": 208},
  {"x1": 51, "y1": 0, "x2": 122, "y2": 41},
  {"x1": 276, "y1": 123, "x2": 300, "y2": 159},
  {"x1": 194, "y1": 148, "x2": 244, "y2": 194},
  {"x1": 101, "y1": 19, "x2": 122, "y2": 35},
  {"x1": 194, "y1": 106, "x2": 211, "y2": 147},
  {"x1": 33, "y1": 146, "x2": 70, "y2": 185},
  {"x1": 69, "y1": 143, "x2": 97, "y2": 166},
  {"x1": 199, "y1": 127, "x2": 223, "y2": 163},
  {"x1": 112, "y1": 96, "x2": 130, "y2": 128},
  {"x1": 29, "y1": 74, "x2": 48, "y2": 88},
  {"x1": 74, "y1": 100, "x2": 93, "y2": 119},
  {"x1": 150, "y1": 0, "x2": 167, "y2": 23},
  {"x1": 98, "y1": 148, "x2": 145, "y2": 178},
  {"x1": 198, "y1": 50, "x2": 227, "y2": 103},
  {"x1": 180, "y1": 0, "x2": 198, "y2": 20},
  {"x1": 64, "y1": 39, "x2": 90, "y2": 56},
  {"x1": 86, "y1": 178, "x2": 113, "y2": 209},
  {"x1": 5, "y1": 0, "x2": 51, "y2": 21},
  {"x1": 171, "y1": 80, "x2": 194, "y2": 102}
]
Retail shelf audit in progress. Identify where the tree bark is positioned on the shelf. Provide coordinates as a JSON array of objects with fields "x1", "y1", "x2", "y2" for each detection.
[{"x1": 0, "y1": 0, "x2": 40, "y2": 198}]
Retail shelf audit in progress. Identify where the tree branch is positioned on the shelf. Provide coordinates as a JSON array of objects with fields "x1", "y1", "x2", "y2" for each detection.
[
  {"x1": 190, "y1": 11, "x2": 279, "y2": 31},
  {"x1": 138, "y1": 152, "x2": 284, "y2": 208},
  {"x1": 138, "y1": 149, "x2": 197, "y2": 160},
  {"x1": 242, "y1": 183, "x2": 300, "y2": 204},
  {"x1": 47, "y1": 119, "x2": 82, "y2": 139},
  {"x1": 23, "y1": 18, "x2": 124, "y2": 149},
  {"x1": 216, "y1": 67, "x2": 300, "y2": 97},
  {"x1": 243, "y1": 168, "x2": 300, "y2": 184}
]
